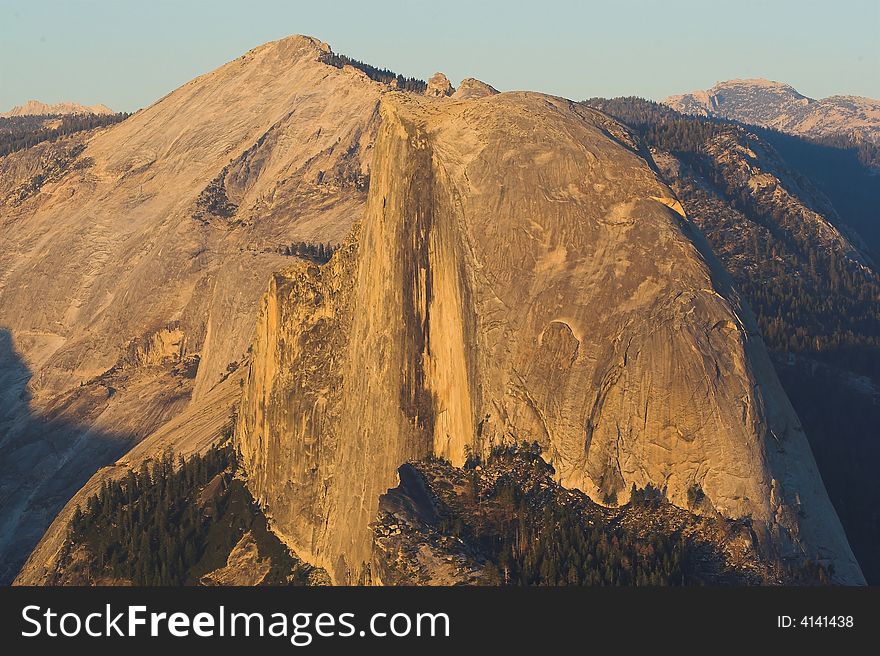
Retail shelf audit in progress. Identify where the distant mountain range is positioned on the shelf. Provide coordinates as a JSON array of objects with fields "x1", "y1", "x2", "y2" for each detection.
[
  {"x1": 1, "y1": 99, "x2": 114, "y2": 118},
  {"x1": 665, "y1": 79, "x2": 880, "y2": 146}
]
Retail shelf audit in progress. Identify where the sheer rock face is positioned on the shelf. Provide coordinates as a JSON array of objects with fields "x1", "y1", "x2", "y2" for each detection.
[
  {"x1": 237, "y1": 92, "x2": 864, "y2": 584},
  {"x1": 2, "y1": 35, "x2": 384, "y2": 582}
]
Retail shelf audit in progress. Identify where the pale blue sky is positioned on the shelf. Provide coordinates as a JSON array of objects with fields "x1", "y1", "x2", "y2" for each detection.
[{"x1": 1, "y1": 0, "x2": 878, "y2": 113}]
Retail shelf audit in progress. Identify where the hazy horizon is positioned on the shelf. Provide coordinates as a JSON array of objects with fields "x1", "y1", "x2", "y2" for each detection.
[{"x1": 1, "y1": 0, "x2": 878, "y2": 113}]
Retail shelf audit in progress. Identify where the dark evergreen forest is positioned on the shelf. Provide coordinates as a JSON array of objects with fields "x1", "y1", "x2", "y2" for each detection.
[
  {"x1": 320, "y1": 52, "x2": 427, "y2": 92},
  {"x1": 0, "y1": 113, "x2": 129, "y2": 157},
  {"x1": 62, "y1": 444, "x2": 311, "y2": 586}
]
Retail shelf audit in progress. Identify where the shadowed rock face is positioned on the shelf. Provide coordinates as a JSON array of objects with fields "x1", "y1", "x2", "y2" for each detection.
[{"x1": 237, "y1": 91, "x2": 864, "y2": 584}]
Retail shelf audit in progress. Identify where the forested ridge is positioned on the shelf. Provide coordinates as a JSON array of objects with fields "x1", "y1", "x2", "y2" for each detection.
[
  {"x1": 0, "y1": 112, "x2": 129, "y2": 158},
  {"x1": 585, "y1": 97, "x2": 880, "y2": 362},
  {"x1": 455, "y1": 455, "x2": 698, "y2": 586},
  {"x1": 56, "y1": 443, "x2": 315, "y2": 586},
  {"x1": 381, "y1": 447, "x2": 833, "y2": 586},
  {"x1": 320, "y1": 51, "x2": 427, "y2": 92}
]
